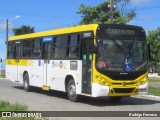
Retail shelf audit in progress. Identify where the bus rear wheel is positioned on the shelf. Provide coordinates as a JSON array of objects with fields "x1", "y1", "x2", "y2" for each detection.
[
  {"x1": 67, "y1": 79, "x2": 80, "y2": 102},
  {"x1": 109, "y1": 97, "x2": 122, "y2": 102},
  {"x1": 23, "y1": 73, "x2": 31, "y2": 92}
]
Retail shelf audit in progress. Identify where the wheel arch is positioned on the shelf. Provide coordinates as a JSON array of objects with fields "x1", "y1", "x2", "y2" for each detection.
[
  {"x1": 65, "y1": 75, "x2": 74, "y2": 92},
  {"x1": 23, "y1": 70, "x2": 29, "y2": 79}
]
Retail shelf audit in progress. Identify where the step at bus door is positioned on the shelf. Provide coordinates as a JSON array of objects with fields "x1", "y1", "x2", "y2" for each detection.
[
  {"x1": 14, "y1": 42, "x2": 20, "y2": 82},
  {"x1": 82, "y1": 39, "x2": 93, "y2": 94},
  {"x1": 42, "y1": 36, "x2": 52, "y2": 87}
]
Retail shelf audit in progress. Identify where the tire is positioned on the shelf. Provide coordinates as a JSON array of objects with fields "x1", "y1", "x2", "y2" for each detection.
[
  {"x1": 109, "y1": 97, "x2": 122, "y2": 102},
  {"x1": 23, "y1": 73, "x2": 31, "y2": 92},
  {"x1": 67, "y1": 79, "x2": 80, "y2": 102}
]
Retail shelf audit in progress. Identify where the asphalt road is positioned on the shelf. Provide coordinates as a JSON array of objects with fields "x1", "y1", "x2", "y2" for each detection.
[{"x1": 0, "y1": 79, "x2": 160, "y2": 119}]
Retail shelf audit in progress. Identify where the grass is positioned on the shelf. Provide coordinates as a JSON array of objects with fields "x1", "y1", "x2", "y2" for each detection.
[
  {"x1": 149, "y1": 78, "x2": 160, "y2": 82},
  {"x1": 148, "y1": 86, "x2": 160, "y2": 96},
  {"x1": 0, "y1": 100, "x2": 28, "y2": 120},
  {"x1": 0, "y1": 101, "x2": 47, "y2": 120},
  {"x1": 149, "y1": 78, "x2": 160, "y2": 87},
  {"x1": 0, "y1": 74, "x2": 6, "y2": 78},
  {"x1": 148, "y1": 78, "x2": 160, "y2": 96},
  {"x1": 0, "y1": 100, "x2": 28, "y2": 111}
]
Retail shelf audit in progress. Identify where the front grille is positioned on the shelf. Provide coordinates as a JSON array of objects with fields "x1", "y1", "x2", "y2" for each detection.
[
  {"x1": 126, "y1": 83, "x2": 135, "y2": 85},
  {"x1": 111, "y1": 82, "x2": 136, "y2": 86},
  {"x1": 112, "y1": 83, "x2": 121, "y2": 85},
  {"x1": 113, "y1": 88, "x2": 135, "y2": 93}
]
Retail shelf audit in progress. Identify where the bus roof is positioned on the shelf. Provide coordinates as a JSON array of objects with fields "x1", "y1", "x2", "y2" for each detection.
[
  {"x1": 9, "y1": 24, "x2": 99, "y2": 41},
  {"x1": 9, "y1": 24, "x2": 144, "y2": 41}
]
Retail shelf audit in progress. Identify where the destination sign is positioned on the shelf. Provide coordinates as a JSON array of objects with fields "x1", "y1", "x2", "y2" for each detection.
[
  {"x1": 97, "y1": 25, "x2": 146, "y2": 39},
  {"x1": 106, "y1": 29, "x2": 135, "y2": 35}
]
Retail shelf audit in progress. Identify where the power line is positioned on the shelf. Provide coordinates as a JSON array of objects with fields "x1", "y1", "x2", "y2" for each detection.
[
  {"x1": 134, "y1": 6, "x2": 160, "y2": 11},
  {"x1": 35, "y1": 21, "x2": 79, "y2": 32}
]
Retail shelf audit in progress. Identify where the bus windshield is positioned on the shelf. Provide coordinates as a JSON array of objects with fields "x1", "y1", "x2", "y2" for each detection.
[{"x1": 96, "y1": 39, "x2": 148, "y2": 72}]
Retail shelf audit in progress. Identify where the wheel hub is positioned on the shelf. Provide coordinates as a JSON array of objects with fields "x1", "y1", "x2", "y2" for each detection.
[
  {"x1": 69, "y1": 85, "x2": 76, "y2": 96},
  {"x1": 24, "y1": 80, "x2": 28, "y2": 88}
]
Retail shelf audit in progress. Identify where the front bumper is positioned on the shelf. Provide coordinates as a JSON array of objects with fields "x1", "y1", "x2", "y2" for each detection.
[
  {"x1": 92, "y1": 83, "x2": 110, "y2": 97},
  {"x1": 138, "y1": 82, "x2": 148, "y2": 95},
  {"x1": 91, "y1": 82, "x2": 148, "y2": 97}
]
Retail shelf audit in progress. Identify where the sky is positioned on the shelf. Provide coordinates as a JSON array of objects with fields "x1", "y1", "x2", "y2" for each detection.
[{"x1": 0, "y1": 0, "x2": 160, "y2": 68}]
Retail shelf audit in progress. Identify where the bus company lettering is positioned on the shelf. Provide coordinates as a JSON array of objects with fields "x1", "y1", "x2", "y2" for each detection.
[
  {"x1": 52, "y1": 61, "x2": 59, "y2": 68},
  {"x1": 52, "y1": 61, "x2": 67, "y2": 69},
  {"x1": 59, "y1": 61, "x2": 67, "y2": 69},
  {"x1": 59, "y1": 61, "x2": 63, "y2": 68}
]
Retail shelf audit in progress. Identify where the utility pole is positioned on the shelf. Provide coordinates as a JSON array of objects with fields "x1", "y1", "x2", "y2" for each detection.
[
  {"x1": 6, "y1": 16, "x2": 20, "y2": 47},
  {"x1": 110, "y1": 0, "x2": 114, "y2": 24},
  {"x1": 6, "y1": 19, "x2": 9, "y2": 47}
]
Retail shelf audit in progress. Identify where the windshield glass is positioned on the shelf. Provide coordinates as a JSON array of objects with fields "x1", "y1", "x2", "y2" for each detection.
[{"x1": 96, "y1": 39, "x2": 147, "y2": 72}]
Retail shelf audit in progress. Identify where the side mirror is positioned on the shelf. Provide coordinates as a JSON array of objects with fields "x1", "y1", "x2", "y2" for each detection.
[{"x1": 90, "y1": 44, "x2": 98, "y2": 54}]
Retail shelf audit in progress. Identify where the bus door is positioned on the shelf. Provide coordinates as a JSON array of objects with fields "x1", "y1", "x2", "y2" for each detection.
[
  {"x1": 42, "y1": 36, "x2": 52, "y2": 87},
  {"x1": 14, "y1": 42, "x2": 21, "y2": 82},
  {"x1": 82, "y1": 38, "x2": 94, "y2": 94}
]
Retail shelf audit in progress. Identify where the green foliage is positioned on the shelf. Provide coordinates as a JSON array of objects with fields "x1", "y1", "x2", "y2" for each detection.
[
  {"x1": 148, "y1": 86, "x2": 160, "y2": 96},
  {"x1": 12, "y1": 25, "x2": 35, "y2": 36},
  {"x1": 0, "y1": 74, "x2": 5, "y2": 78},
  {"x1": 77, "y1": 0, "x2": 136, "y2": 25},
  {"x1": 147, "y1": 27, "x2": 160, "y2": 72},
  {"x1": 0, "y1": 100, "x2": 28, "y2": 111},
  {"x1": 148, "y1": 78, "x2": 160, "y2": 96}
]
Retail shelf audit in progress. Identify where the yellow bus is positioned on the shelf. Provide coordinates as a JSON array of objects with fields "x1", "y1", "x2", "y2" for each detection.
[{"x1": 6, "y1": 24, "x2": 149, "y2": 102}]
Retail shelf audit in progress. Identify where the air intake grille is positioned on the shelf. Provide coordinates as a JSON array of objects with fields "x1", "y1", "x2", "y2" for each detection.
[{"x1": 113, "y1": 88, "x2": 135, "y2": 93}]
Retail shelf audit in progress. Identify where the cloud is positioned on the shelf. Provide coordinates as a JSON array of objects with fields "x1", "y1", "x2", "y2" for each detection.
[
  {"x1": 126, "y1": 19, "x2": 136, "y2": 25},
  {"x1": 0, "y1": 23, "x2": 6, "y2": 31},
  {"x1": 132, "y1": 0, "x2": 152, "y2": 5},
  {"x1": 0, "y1": 22, "x2": 13, "y2": 32},
  {"x1": 139, "y1": 16, "x2": 154, "y2": 21}
]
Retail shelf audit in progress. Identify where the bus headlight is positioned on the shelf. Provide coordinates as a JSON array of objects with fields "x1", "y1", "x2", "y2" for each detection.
[
  {"x1": 98, "y1": 77, "x2": 109, "y2": 86},
  {"x1": 139, "y1": 76, "x2": 148, "y2": 85}
]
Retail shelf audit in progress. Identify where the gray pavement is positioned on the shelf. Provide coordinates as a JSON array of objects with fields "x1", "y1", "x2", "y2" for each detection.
[{"x1": 0, "y1": 79, "x2": 160, "y2": 119}]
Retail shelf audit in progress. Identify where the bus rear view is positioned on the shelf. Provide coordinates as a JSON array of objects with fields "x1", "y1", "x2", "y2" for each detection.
[{"x1": 93, "y1": 24, "x2": 148, "y2": 101}]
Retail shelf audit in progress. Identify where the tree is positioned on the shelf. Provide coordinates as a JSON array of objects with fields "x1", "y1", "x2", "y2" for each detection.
[
  {"x1": 114, "y1": 0, "x2": 136, "y2": 24},
  {"x1": 12, "y1": 25, "x2": 35, "y2": 35},
  {"x1": 147, "y1": 27, "x2": 160, "y2": 72},
  {"x1": 77, "y1": 0, "x2": 135, "y2": 25}
]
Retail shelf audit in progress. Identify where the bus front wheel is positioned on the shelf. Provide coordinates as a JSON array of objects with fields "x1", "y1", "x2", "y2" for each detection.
[
  {"x1": 23, "y1": 73, "x2": 31, "y2": 92},
  {"x1": 67, "y1": 79, "x2": 80, "y2": 102}
]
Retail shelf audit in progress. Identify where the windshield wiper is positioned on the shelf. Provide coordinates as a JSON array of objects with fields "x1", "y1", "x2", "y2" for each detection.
[{"x1": 108, "y1": 38, "x2": 123, "y2": 52}]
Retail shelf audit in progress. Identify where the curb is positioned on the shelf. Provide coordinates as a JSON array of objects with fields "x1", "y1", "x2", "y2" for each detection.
[{"x1": 141, "y1": 95, "x2": 160, "y2": 99}]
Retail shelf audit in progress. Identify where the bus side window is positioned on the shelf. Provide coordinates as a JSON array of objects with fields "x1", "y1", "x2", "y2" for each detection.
[
  {"x1": 66, "y1": 35, "x2": 71, "y2": 58},
  {"x1": 32, "y1": 38, "x2": 42, "y2": 58},
  {"x1": 7, "y1": 42, "x2": 16, "y2": 59},
  {"x1": 52, "y1": 37, "x2": 57, "y2": 58},
  {"x1": 67, "y1": 34, "x2": 80, "y2": 59},
  {"x1": 13, "y1": 45, "x2": 17, "y2": 59},
  {"x1": 22, "y1": 40, "x2": 32, "y2": 58},
  {"x1": 53, "y1": 35, "x2": 67, "y2": 58}
]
